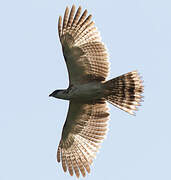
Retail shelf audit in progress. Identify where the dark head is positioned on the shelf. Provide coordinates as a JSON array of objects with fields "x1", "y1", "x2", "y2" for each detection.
[
  {"x1": 49, "y1": 89, "x2": 67, "y2": 99},
  {"x1": 49, "y1": 90, "x2": 63, "y2": 97}
]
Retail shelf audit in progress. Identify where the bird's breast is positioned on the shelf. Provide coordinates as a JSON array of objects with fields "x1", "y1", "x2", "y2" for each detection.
[{"x1": 68, "y1": 82, "x2": 103, "y2": 100}]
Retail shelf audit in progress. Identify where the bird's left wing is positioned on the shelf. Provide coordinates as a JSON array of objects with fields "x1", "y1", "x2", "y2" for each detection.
[
  {"x1": 58, "y1": 5, "x2": 109, "y2": 85},
  {"x1": 57, "y1": 100, "x2": 109, "y2": 178}
]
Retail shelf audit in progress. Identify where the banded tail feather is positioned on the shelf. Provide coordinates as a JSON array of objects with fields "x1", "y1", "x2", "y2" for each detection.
[{"x1": 103, "y1": 71, "x2": 144, "y2": 115}]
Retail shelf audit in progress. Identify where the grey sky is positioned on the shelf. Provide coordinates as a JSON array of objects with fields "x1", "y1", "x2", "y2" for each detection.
[{"x1": 0, "y1": 0, "x2": 171, "y2": 179}]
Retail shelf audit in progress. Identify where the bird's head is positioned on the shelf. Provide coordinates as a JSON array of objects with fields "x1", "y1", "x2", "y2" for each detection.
[{"x1": 49, "y1": 89, "x2": 66, "y2": 99}]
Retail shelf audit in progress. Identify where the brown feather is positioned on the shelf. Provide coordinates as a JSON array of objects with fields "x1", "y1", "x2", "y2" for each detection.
[
  {"x1": 67, "y1": 5, "x2": 75, "y2": 28},
  {"x1": 62, "y1": 6, "x2": 69, "y2": 33},
  {"x1": 58, "y1": 16, "x2": 62, "y2": 37},
  {"x1": 61, "y1": 148, "x2": 67, "y2": 172},
  {"x1": 65, "y1": 149, "x2": 74, "y2": 176},
  {"x1": 57, "y1": 145, "x2": 61, "y2": 162}
]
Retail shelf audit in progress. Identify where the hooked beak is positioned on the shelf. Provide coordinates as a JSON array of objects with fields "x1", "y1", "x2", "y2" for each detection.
[{"x1": 49, "y1": 93, "x2": 53, "y2": 97}]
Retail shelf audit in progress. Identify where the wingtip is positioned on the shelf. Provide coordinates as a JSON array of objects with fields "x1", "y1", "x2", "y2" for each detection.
[
  {"x1": 78, "y1": 5, "x2": 82, "y2": 11},
  {"x1": 64, "y1": 6, "x2": 69, "y2": 17},
  {"x1": 65, "y1": 6, "x2": 69, "y2": 11},
  {"x1": 76, "y1": 172, "x2": 80, "y2": 178},
  {"x1": 71, "y1": 4, "x2": 76, "y2": 10},
  {"x1": 64, "y1": 6, "x2": 69, "y2": 20},
  {"x1": 84, "y1": 9, "x2": 88, "y2": 15},
  {"x1": 58, "y1": 16, "x2": 62, "y2": 37},
  {"x1": 58, "y1": 15, "x2": 62, "y2": 21},
  {"x1": 69, "y1": 169, "x2": 74, "y2": 176}
]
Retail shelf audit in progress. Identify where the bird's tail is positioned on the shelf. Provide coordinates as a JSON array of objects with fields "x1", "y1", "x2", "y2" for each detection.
[{"x1": 102, "y1": 71, "x2": 144, "y2": 115}]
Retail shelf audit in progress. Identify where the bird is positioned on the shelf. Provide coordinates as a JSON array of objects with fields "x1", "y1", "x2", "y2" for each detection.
[{"x1": 49, "y1": 5, "x2": 144, "y2": 178}]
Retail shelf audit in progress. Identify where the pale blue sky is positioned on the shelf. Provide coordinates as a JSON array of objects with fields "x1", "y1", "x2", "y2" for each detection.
[{"x1": 0, "y1": 0, "x2": 171, "y2": 179}]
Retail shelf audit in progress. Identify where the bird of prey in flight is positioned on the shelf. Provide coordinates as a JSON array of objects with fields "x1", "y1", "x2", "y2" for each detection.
[{"x1": 49, "y1": 5, "x2": 144, "y2": 178}]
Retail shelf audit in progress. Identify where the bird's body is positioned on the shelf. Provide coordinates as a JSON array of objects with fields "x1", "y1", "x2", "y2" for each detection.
[
  {"x1": 49, "y1": 5, "x2": 144, "y2": 178},
  {"x1": 51, "y1": 82, "x2": 103, "y2": 100}
]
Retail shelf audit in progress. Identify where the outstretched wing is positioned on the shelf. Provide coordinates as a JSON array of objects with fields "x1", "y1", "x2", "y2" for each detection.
[
  {"x1": 57, "y1": 100, "x2": 109, "y2": 178},
  {"x1": 58, "y1": 5, "x2": 109, "y2": 85}
]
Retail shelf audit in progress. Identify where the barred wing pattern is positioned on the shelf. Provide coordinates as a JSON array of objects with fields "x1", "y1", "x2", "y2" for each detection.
[
  {"x1": 58, "y1": 5, "x2": 109, "y2": 84},
  {"x1": 57, "y1": 100, "x2": 109, "y2": 178}
]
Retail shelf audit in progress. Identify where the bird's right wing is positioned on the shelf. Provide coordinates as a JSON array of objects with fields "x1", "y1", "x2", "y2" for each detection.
[
  {"x1": 58, "y1": 5, "x2": 109, "y2": 85},
  {"x1": 57, "y1": 100, "x2": 109, "y2": 178}
]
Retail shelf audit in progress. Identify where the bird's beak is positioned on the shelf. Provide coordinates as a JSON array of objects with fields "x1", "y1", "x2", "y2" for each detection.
[{"x1": 49, "y1": 93, "x2": 53, "y2": 97}]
